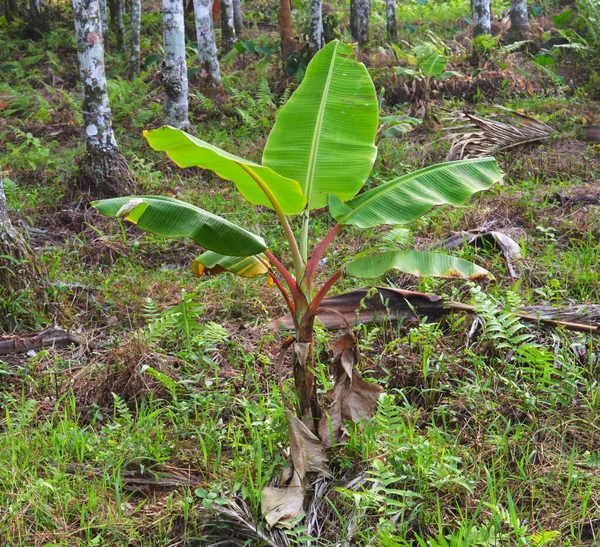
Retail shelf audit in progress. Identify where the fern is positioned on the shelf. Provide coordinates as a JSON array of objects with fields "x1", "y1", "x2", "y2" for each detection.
[
  {"x1": 470, "y1": 286, "x2": 533, "y2": 351},
  {"x1": 256, "y1": 78, "x2": 275, "y2": 109},
  {"x1": 112, "y1": 392, "x2": 132, "y2": 423},
  {"x1": 500, "y1": 40, "x2": 530, "y2": 54}
]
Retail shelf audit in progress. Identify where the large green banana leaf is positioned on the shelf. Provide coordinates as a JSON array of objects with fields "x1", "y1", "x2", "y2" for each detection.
[
  {"x1": 329, "y1": 158, "x2": 503, "y2": 229},
  {"x1": 192, "y1": 251, "x2": 270, "y2": 279},
  {"x1": 262, "y1": 40, "x2": 378, "y2": 210},
  {"x1": 93, "y1": 196, "x2": 267, "y2": 257},
  {"x1": 345, "y1": 250, "x2": 494, "y2": 280},
  {"x1": 144, "y1": 127, "x2": 306, "y2": 215}
]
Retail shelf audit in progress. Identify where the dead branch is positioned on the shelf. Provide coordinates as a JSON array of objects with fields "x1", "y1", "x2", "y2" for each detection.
[{"x1": 0, "y1": 328, "x2": 83, "y2": 355}]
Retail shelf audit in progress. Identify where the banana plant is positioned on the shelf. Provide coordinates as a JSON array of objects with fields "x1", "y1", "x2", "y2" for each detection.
[{"x1": 94, "y1": 40, "x2": 503, "y2": 432}]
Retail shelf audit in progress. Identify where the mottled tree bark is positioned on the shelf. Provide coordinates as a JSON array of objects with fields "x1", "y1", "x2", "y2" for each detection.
[
  {"x1": 99, "y1": 0, "x2": 109, "y2": 46},
  {"x1": 278, "y1": 0, "x2": 296, "y2": 60},
  {"x1": 130, "y1": 0, "x2": 141, "y2": 78},
  {"x1": 73, "y1": 0, "x2": 133, "y2": 196},
  {"x1": 386, "y1": 0, "x2": 396, "y2": 41},
  {"x1": 350, "y1": 0, "x2": 370, "y2": 45},
  {"x1": 162, "y1": 0, "x2": 192, "y2": 129},
  {"x1": 308, "y1": 0, "x2": 323, "y2": 57},
  {"x1": 510, "y1": 0, "x2": 528, "y2": 37},
  {"x1": 193, "y1": 0, "x2": 224, "y2": 96},
  {"x1": 220, "y1": 0, "x2": 236, "y2": 51},
  {"x1": 472, "y1": 0, "x2": 491, "y2": 36},
  {"x1": 232, "y1": 0, "x2": 242, "y2": 35}
]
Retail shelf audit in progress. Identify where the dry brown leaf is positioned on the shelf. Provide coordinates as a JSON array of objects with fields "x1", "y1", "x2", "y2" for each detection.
[
  {"x1": 319, "y1": 333, "x2": 383, "y2": 448},
  {"x1": 442, "y1": 229, "x2": 522, "y2": 279},
  {"x1": 287, "y1": 410, "x2": 330, "y2": 478},
  {"x1": 262, "y1": 473, "x2": 305, "y2": 529},
  {"x1": 268, "y1": 288, "x2": 447, "y2": 331},
  {"x1": 261, "y1": 410, "x2": 329, "y2": 529}
]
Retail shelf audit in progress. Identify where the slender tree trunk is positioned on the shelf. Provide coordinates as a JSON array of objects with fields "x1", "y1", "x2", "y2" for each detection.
[
  {"x1": 278, "y1": 0, "x2": 296, "y2": 60},
  {"x1": 130, "y1": 0, "x2": 141, "y2": 78},
  {"x1": 99, "y1": 0, "x2": 109, "y2": 47},
  {"x1": 232, "y1": 0, "x2": 242, "y2": 36},
  {"x1": 193, "y1": 0, "x2": 224, "y2": 97},
  {"x1": 510, "y1": 0, "x2": 528, "y2": 37},
  {"x1": 220, "y1": 0, "x2": 236, "y2": 52},
  {"x1": 386, "y1": 0, "x2": 396, "y2": 41},
  {"x1": 472, "y1": 0, "x2": 491, "y2": 36},
  {"x1": 73, "y1": 0, "x2": 133, "y2": 197},
  {"x1": 308, "y1": 0, "x2": 323, "y2": 57},
  {"x1": 350, "y1": 0, "x2": 370, "y2": 45},
  {"x1": 6, "y1": 0, "x2": 18, "y2": 22},
  {"x1": 30, "y1": 0, "x2": 41, "y2": 18},
  {"x1": 162, "y1": 0, "x2": 192, "y2": 129},
  {"x1": 116, "y1": 0, "x2": 125, "y2": 49}
]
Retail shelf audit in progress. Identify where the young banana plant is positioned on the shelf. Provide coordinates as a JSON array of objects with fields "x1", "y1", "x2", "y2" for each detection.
[{"x1": 94, "y1": 40, "x2": 503, "y2": 434}]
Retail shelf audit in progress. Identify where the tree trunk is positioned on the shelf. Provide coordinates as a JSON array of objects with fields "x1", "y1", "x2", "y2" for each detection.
[
  {"x1": 278, "y1": 0, "x2": 296, "y2": 60},
  {"x1": 220, "y1": 0, "x2": 236, "y2": 52},
  {"x1": 386, "y1": 0, "x2": 396, "y2": 41},
  {"x1": 73, "y1": 0, "x2": 133, "y2": 197},
  {"x1": 99, "y1": 0, "x2": 109, "y2": 47},
  {"x1": 350, "y1": 0, "x2": 370, "y2": 45},
  {"x1": 130, "y1": 0, "x2": 141, "y2": 79},
  {"x1": 232, "y1": 0, "x2": 242, "y2": 36},
  {"x1": 162, "y1": 0, "x2": 192, "y2": 129},
  {"x1": 193, "y1": 0, "x2": 224, "y2": 97},
  {"x1": 116, "y1": 0, "x2": 125, "y2": 49},
  {"x1": 308, "y1": 0, "x2": 323, "y2": 57},
  {"x1": 6, "y1": 0, "x2": 18, "y2": 22},
  {"x1": 510, "y1": 0, "x2": 528, "y2": 37},
  {"x1": 472, "y1": 0, "x2": 491, "y2": 36},
  {"x1": 30, "y1": 0, "x2": 41, "y2": 18}
]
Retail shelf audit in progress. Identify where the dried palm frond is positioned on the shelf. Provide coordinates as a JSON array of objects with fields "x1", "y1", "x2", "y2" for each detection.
[
  {"x1": 444, "y1": 105, "x2": 555, "y2": 160},
  {"x1": 202, "y1": 497, "x2": 290, "y2": 547}
]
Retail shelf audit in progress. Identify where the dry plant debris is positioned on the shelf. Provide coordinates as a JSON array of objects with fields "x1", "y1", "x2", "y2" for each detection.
[{"x1": 444, "y1": 105, "x2": 555, "y2": 160}]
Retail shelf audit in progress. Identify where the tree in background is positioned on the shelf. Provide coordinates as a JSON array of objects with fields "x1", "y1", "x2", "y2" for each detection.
[
  {"x1": 386, "y1": 0, "x2": 397, "y2": 41},
  {"x1": 232, "y1": 0, "x2": 242, "y2": 36},
  {"x1": 193, "y1": 0, "x2": 224, "y2": 97},
  {"x1": 161, "y1": 0, "x2": 192, "y2": 129},
  {"x1": 72, "y1": 0, "x2": 133, "y2": 196},
  {"x1": 472, "y1": 0, "x2": 491, "y2": 35},
  {"x1": 130, "y1": 0, "x2": 142, "y2": 79},
  {"x1": 111, "y1": 0, "x2": 125, "y2": 49},
  {"x1": 350, "y1": 0, "x2": 370, "y2": 45},
  {"x1": 99, "y1": 0, "x2": 108, "y2": 46},
  {"x1": 309, "y1": 0, "x2": 324, "y2": 57},
  {"x1": 5, "y1": 0, "x2": 18, "y2": 22},
  {"x1": 278, "y1": 0, "x2": 296, "y2": 60},
  {"x1": 510, "y1": 0, "x2": 529, "y2": 37},
  {"x1": 220, "y1": 0, "x2": 236, "y2": 51}
]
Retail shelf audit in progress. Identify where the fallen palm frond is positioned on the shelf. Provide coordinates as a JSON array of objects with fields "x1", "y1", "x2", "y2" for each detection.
[
  {"x1": 269, "y1": 287, "x2": 600, "y2": 334},
  {"x1": 443, "y1": 105, "x2": 555, "y2": 161},
  {"x1": 203, "y1": 497, "x2": 290, "y2": 547}
]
